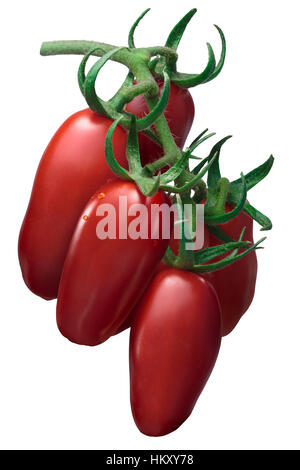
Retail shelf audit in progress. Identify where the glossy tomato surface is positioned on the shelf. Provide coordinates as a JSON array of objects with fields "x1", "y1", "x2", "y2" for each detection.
[
  {"x1": 57, "y1": 181, "x2": 171, "y2": 346},
  {"x1": 18, "y1": 109, "x2": 127, "y2": 300},
  {"x1": 126, "y1": 81, "x2": 195, "y2": 164},
  {"x1": 208, "y1": 206, "x2": 258, "y2": 336},
  {"x1": 130, "y1": 268, "x2": 221, "y2": 436}
]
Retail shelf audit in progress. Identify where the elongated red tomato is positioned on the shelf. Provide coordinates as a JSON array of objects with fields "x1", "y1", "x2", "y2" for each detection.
[
  {"x1": 18, "y1": 109, "x2": 127, "y2": 300},
  {"x1": 126, "y1": 81, "x2": 195, "y2": 164},
  {"x1": 57, "y1": 181, "x2": 171, "y2": 346},
  {"x1": 208, "y1": 205, "x2": 257, "y2": 336},
  {"x1": 130, "y1": 269, "x2": 221, "y2": 436}
]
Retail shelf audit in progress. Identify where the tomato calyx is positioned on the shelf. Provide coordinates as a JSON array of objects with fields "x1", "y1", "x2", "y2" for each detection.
[
  {"x1": 192, "y1": 236, "x2": 265, "y2": 273},
  {"x1": 104, "y1": 116, "x2": 217, "y2": 197},
  {"x1": 204, "y1": 139, "x2": 274, "y2": 234},
  {"x1": 40, "y1": 8, "x2": 226, "y2": 123},
  {"x1": 146, "y1": 10, "x2": 226, "y2": 88},
  {"x1": 161, "y1": 135, "x2": 274, "y2": 273},
  {"x1": 77, "y1": 48, "x2": 171, "y2": 133},
  {"x1": 162, "y1": 195, "x2": 263, "y2": 273},
  {"x1": 228, "y1": 156, "x2": 274, "y2": 230}
]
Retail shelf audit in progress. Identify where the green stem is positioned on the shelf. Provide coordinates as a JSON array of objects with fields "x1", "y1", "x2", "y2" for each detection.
[
  {"x1": 147, "y1": 154, "x2": 173, "y2": 172},
  {"x1": 128, "y1": 59, "x2": 182, "y2": 163},
  {"x1": 214, "y1": 177, "x2": 230, "y2": 213},
  {"x1": 193, "y1": 180, "x2": 207, "y2": 202},
  {"x1": 178, "y1": 170, "x2": 206, "y2": 197},
  {"x1": 206, "y1": 177, "x2": 230, "y2": 215},
  {"x1": 41, "y1": 40, "x2": 181, "y2": 164},
  {"x1": 40, "y1": 41, "x2": 178, "y2": 67},
  {"x1": 41, "y1": 41, "x2": 130, "y2": 64}
]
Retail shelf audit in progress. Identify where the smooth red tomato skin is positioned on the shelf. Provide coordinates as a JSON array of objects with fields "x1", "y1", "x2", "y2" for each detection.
[
  {"x1": 126, "y1": 82, "x2": 195, "y2": 164},
  {"x1": 208, "y1": 206, "x2": 257, "y2": 336},
  {"x1": 130, "y1": 269, "x2": 221, "y2": 436},
  {"x1": 57, "y1": 181, "x2": 171, "y2": 346},
  {"x1": 18, "y1": 109, "x2": 127, "y2": 300}
]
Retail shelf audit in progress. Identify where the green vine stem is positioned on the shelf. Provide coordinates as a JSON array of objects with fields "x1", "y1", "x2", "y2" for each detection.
[
  {"x1": 41, "y1": 40, "x2": 182, "y2": 165},
  {"x1": 40, "y1": 41, "x2": 178, "y2": 68}
]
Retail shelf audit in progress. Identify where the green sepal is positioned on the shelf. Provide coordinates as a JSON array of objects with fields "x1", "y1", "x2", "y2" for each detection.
[
  {"x1": 201, "y1": 136, "x2": 274, "y2": 231},
  {"x1": 120, "y1": 71, "x2": 135, "y2": 88},
  {"x1": 163, "y1": 246, "x2": 177, "y2": 266},
  {"x1": 172, "y1": 195, "x2": 195, "y2": 269},
  {"x1": 168, "y1": 25, "x2": 226, "y2": 88},
  {"x1": 104, "y1": 118, "x2": 132, "y2": 180},
  {"x1": 207, "y1": 224, "x2": 236, "y2": 243},
  {"x1": 199, "y1": 136, "x2": 232, "y2": 214},
  {"x1": 79, "y1": 48, "x2": 170, "y2": 131},
  {"x1": 159, "y1": 130, "x2": 216, "y2": 185},
  {"x1": 206, "y1": 136, "x2": 233, "y2": 186},
  {"x1": 141, "y1": 128, "x2": 162, "y2": 146},
  {"x1": 135, "y1": 173, "x2": 161, "y2": 197},
  {"x1": 243, "y1": 201, "x2": 273, "y2": 231},
  {"x1": 165, "y1": 8, "x2": 197, "y2": 51},
  {"x1": 109, "y1": 71, "x2": 134, "y2": 111},
  {"x1": 170, "y1": 43, "x2": 216, "y2": 88},
  {"x1": 229, "y1": 155, "x2": 274, "y2": 193},
  {"x1": 192, "y1": 180, "x2": 207, "y2": 203},
  {"x1": 227, "y1": 155, "x2": 274, "y2": 231},
  {"x1": 184, "y1": 130, "x2": 216, "y2": 156},
  {"x1": 126, "y1": 115, "x2": 142, "y2": 175},
  {"x1": 188, "y1": 155, "x2": 203, "y2": 160},
  {"x1": 160, "y1": 150, "x2": 218, "y2": 193},
  {"x1": 192, "y1": 135, "x2": 232, "y2": 175},
  {"x1": 221, "y1": 226, "x2": 247, "y2": 256},
  {"x1": 188, "y1": 129, "x2": 209, "y2": 148},
  {"x1": 203, "y1": 25, "x2": 226, "y2": 83},
  {"x1": 159, "y1": 153, "x2": 190, "y2": 184},
  {"x1": 135, "y1": 69, "x2": 170, "y2": 130},
  {"x1": 205, "y1": 175, "x2": 228, "y2": 212},
  {"x1": 158, "y1": 129, "x2": 215, "y2": 178},
  {"x1": 128, "y1": 8, "x2": 151, "y2": 48},
  {"x1": 192, "y1": 236, "x2": 266, "y2": 273},
  {"x1": 194, "y1": 240, "x2": 250, "y2": 264},
  {"x1": 78, "y1": 46, "x2": 105, "y2": 95},
  {"x1": 148, "y1": 56, "x2": 160, "y2": 74},
  {"x1": 191, "y1": 155, "x2": 210, "y2": 174},
  {"x1": 205, "y1": 173, "x2": 247, "y2": 225},
  {"x1": 80, "y1": 47, "x2": 126, "y2": 119},
  {"x1": 207, "y1": 150, "x2": 221, "y2": 188},
  {"x1": 106, "y1": 115, "x2": 162, "y2": 197},
  {"x1": 148, "y1": 9, "x2": 197, "y2": 75}
]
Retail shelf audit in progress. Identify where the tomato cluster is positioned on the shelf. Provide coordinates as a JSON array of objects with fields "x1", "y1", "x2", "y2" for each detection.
[
  {"x1": 19, "y1": 9, "x2": 271, "y2": 436},
  {"x1": 19, "y1": 84, "x2": 259, "y2": 435}
]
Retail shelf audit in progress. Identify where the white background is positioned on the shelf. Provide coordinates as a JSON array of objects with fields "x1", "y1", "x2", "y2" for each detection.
[{"x1": 1, "y1": 0, "x2": 299, "y2": 450}]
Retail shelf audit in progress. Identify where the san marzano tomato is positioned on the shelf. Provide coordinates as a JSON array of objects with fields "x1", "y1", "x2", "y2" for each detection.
[
  {"x1": 207, "y1": 205, "x2": 257, "y2": 336},
  {"x1": 18, "y1": 109, "x2": 127, "y2": 300},
  {"x1": 57, "y1": 180, "x2": 171, "y2": 346},
  {"x1": 130, "y1": 268, "x2": 221, "y2": 436}
]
